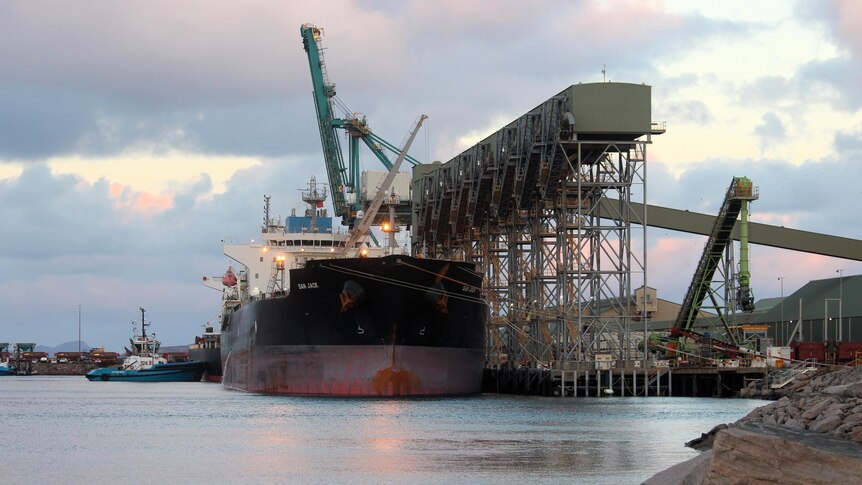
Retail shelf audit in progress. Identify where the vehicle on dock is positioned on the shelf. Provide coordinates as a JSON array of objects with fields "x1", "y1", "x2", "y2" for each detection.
[{"x1": 86, "y1": 308, "x2": 205, "y2": 383}]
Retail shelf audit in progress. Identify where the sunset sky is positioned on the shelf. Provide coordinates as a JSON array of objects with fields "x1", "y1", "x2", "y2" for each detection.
[{"x1": 2, "y1": 0, "x2": 861, "y2": 350}]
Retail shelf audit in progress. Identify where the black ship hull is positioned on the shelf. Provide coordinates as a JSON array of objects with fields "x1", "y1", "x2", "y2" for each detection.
[
  {"x1": 221, "y1": 255, "x2": 486, "y2": 396},
  {"x1": 188, "y1": 347, "x2": 222, "y2": 382}
]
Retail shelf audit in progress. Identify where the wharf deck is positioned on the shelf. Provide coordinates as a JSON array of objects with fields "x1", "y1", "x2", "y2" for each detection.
[{"x1": 483, "y1": 365, "x2": 768, "y2": 398}]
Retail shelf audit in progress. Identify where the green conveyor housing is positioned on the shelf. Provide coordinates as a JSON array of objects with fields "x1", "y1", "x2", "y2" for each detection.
[{"x1": 672, "y1": 177, "x2": 758, "y2": 337}]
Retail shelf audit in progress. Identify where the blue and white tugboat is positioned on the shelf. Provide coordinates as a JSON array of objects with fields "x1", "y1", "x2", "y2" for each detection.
[{"x1": 86, "y1": 308, "x2": 205, "y2": 382}]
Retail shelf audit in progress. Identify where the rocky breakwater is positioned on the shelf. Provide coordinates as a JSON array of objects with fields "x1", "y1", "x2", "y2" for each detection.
[
  {"x1": 739, "y1": 365, "x2": 862, "y2": 441},
  {"x1": 645, "y1": 365, "x2": 862, "y2": 484},
  {"x1": 32, "y1": 362, "x2": 99, "y2": 375}
]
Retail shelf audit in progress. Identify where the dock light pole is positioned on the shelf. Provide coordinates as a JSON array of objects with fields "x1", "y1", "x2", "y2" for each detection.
[
  {"x1": 77, "y1": 304, "x2": 82, "y2": 354},
  {"x1": 837, "y1": 269, "x2": 844, "y2": 341},
  {"x1": 825, "y1": 298, "x2": 841, "y2": 343},
  {"x1": 778, "y1": 277, "x2": 785, "y2": 345}
]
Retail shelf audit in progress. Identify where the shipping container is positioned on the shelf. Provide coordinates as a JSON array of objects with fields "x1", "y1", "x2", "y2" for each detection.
[
  {"x1": 20, "y1": 351, "x2": 49, "y2": 362},
  {"x1": 55, "y1": 352, "x2": 84, "y2": 362},
  {"x1": 795, "y1": 342, "x2": 826, "y2": 363},
  {"x1": 90, "y1": 351, "x2": 119, "y2": 363},
  {"x1": 837, "y1": 342, "x2": 862, "y2": 363}
]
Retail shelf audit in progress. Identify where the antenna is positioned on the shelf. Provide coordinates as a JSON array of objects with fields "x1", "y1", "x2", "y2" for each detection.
[
  {"x1": 139, "y1": 307, "x2": 147, "y2": 338},
  {"x1": 602, "y1": 64, "x2": 606, "y2": 82},
  {"x1": 263, "y1": 195, "x2": 271, "y2": 231}
]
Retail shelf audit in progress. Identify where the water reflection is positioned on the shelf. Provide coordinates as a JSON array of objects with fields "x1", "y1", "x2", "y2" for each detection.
[
  {"x1": 365, "y1": 400, "x2": 408, "y2": 452},
  {"x1": 3, "y1": 378, "x2": 762, "y2": 484}
]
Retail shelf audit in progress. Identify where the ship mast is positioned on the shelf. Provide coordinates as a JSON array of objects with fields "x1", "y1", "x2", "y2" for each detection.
[
  {"x1": 140, "y1": 307, "x2": 148, "y2": 339},
  {"x1": 301, "y1": 176, "x2": 327, "y2": 231},
  {"x1": 263, "y1": 195, "x2": 271, "y2": 233}
]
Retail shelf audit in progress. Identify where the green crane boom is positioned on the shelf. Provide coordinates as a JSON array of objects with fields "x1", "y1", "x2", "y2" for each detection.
[
  {"x1": 301, "y1": 24, "x2": 348, "y2": 220},
  {"x1": 300, "y1": 23, "x2": 421, "y2": 227}
]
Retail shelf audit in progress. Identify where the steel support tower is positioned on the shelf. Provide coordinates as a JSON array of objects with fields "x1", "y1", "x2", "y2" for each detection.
[{"x1": 413, "y1": 83, "x2": 662, "y2": 369}]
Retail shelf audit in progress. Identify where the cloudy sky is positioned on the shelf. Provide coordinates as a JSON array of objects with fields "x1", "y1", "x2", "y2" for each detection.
[{"x1": 2, "y1": 0, "x2": 861, "y2": 351}]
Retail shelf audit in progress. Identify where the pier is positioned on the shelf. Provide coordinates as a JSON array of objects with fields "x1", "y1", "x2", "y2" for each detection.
[{"x1": 483, "y1": 365, "x2": 768, "y2": 398}]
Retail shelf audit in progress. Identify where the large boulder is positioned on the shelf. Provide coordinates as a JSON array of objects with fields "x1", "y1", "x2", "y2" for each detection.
[
  {"x1": 649, "y1": 366, "x2": 862, "y2": 484},
  {"x1": 643, "y1": 450, "x2": 711, "y2": 485},
  {"x1": 704, "y1": 422, "x2": 862, "y2": 484}
]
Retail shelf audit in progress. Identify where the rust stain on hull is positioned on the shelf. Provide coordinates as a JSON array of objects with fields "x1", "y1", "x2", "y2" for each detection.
[{"x1": 372, "y1": 366, "x2": 420, "y2": 396}]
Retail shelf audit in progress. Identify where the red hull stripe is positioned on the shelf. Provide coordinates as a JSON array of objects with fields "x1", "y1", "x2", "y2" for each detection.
[{"x1": 223, "y1": 345, "x2": 484, "y2": 396}]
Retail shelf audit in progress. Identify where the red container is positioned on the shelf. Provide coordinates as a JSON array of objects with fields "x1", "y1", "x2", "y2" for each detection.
[
  {"x1": 55, "y1": 352, "x2": 83, "y2": 362},
  {"x1": 837, "y1": 342, "x2": 862, "y2": 362},
  {"x1": 20, "y1": 351, "x2": 49, "y2": 361},
  {"x1": 91, "y1": 351, "x2": 119, "y2": 363},
  {"x1": 796, "y1": 342, "x2": 826, "y2": 363}
]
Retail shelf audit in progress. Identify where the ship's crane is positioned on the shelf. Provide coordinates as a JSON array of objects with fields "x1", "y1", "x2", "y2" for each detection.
[
  {"x1": 300, "y1": 23, "x2": 422, "y2": 227},
  {"x1": 670, "y1": 176, "x2": 759, "y2": 353},
  {"x1": 340, "y1": 115, "x2": 427, "y2": 256}
]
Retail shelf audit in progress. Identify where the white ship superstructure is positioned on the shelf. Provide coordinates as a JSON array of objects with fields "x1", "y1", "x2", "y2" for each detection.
[{"x1": 218, "y1": 176, "x2": 407, "y2": 300}]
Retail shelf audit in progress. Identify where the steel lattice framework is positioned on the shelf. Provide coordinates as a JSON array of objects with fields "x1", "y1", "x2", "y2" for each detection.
[{"x1": 413, "y1": 83, "x2": 660, "y2": 367}]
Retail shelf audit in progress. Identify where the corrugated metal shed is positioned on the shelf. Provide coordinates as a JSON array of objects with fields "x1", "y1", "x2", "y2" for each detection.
[
  {"x1": 753, "y1": 297, "x2": 783, "y2": 312},
  {"x1": 619, "y1": 276, "x2": 861, "y2": 341},
  {"x1": 754, "y1": 274, "x2": 862, "y2": 323}
]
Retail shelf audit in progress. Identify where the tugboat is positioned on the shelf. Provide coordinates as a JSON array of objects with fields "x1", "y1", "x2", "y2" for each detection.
[
  {"x1": 86, "y1": 308, "x2": 206, "y2": 382},
  {"x1": 0, "y1": 344, "x2": 13, "y2": 375}
]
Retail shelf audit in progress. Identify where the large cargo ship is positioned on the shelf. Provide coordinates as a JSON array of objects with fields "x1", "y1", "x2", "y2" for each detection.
[{"x1": 207, "y1": 178, "x2": 486, "y2": 396}]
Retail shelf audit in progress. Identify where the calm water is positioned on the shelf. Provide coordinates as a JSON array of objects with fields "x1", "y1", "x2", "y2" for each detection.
[{"x1": 1, "y1": 376, "x2": 761, "y2": 484}]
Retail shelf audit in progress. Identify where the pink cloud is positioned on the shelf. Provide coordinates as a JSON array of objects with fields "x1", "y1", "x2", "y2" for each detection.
[
  {"x1": 641, "y1": 232, "x2": 862, "y2": 305},
  {"x1": 646, "y1": 235, "x2": 703, "y2": 299},
  {"x1": 109, "y1": 182, "x2": 174, "y2": 216},
  {"x1": 750, "y1": 210, "x2": 796, "y2": 228},
  {"x1": 560, "y1": 0, "x2": 685, "y2": 49},
  {"x1": 405, "y1": 0, "x2": 549, "y2": 39},
  {"x1": 833, "y1": 0, "x2": 862, "y2": 57}
]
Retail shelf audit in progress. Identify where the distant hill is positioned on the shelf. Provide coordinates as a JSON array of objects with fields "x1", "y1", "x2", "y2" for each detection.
[
  {"x1": 32, "y1": 341, "x2": 188, "y2": 356},
  {"x1": 35, "y1": 341, "x2": 91, "y2": 356}
]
